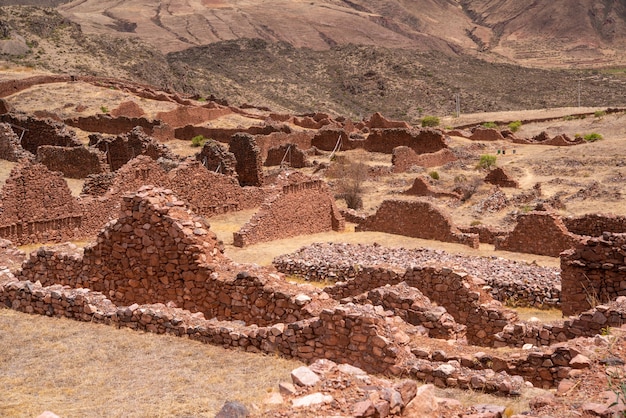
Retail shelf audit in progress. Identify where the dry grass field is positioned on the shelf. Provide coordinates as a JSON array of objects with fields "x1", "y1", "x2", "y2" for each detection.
[{"x1": 0, "y1": 308, "x2": 301, "y2": 417}]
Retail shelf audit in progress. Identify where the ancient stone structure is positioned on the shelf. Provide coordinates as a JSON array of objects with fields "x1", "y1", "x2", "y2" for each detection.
[
  {"x1": 89, "y1": 127, "x2": 177, "y2": 171},
  {"x1": 0, "y1": 161, "x2": 82, "y2": 245},
  {"x1": 561, "y1": 232, "x2": 626, "y2": 315},
  {"x1": 36, "y1": 145, "x2": 107, "y2": 179},
  {"x1": 391, "y1": 147, "x2": 457, "y2": 173},
  {"x1": 311, "y1": 128, "x2": 349, "y2": 152},
  {"x1": 0, "y1": 113, "x2": 82, "y2": 154},
  {"x1": 264, "y1": 143, "x2": 309, "y2": 168},
  {"x1": 356, "y1": 199, "x2": 479, "y2": 248},
  {"x1": 0, "y1": 98, "x2": 11, "y2": 115},
  {"x1": 229, "y1": 133, "x2": 264, "y2": 187},
  {"x1": 66, "y1": 114, "x2": 172, "y2": 139},
  {"x1": 81, "y1": 173, "x2": 117, "y2": 197},
  {"x1": 254, "y1": 131, "x2": 314, "y2": 161},
  {"x1": 110, "y1": 101, "x2": 146, "y2": 118},
  {"x1": 512, "y1": 131, "x2": 585, "y2": 146},
  {"x1": 195, "y1": 140, "x2": 237, "y2": 176},
  {"x1": 403, "y1": 177, "x2": 460, "y2": 199},
  {"x1": 233, "y1": 175, "x2": 344, "y2": 247},
  {"x1": 174, "y1": 124, "x2": 285, "y2": 142},
  {"x1": 495, "y1": 211, "x2": 580, "y2": 257},
  {"x1": 458, "y1": 225, "x2": 508, "y2": 245},
  {"x1": 484, "y1": 167, "x2": 519, "y2": 188},
  {"x1": 0, "y1": 122, "x2": 31, "y2": 162},
  {"x1": 366, "y1": 112, "x2": 410, "y2": 129},
  {"x1": 155, "y1": 104, "x2": 233, "y2": 127},
  {"x1": 364, "y1": 129, "x2": 446, "y2": 155},
  {"x1": 469, "y1": 127, "x2": 505, "y2": 141},
  {"x1": 563, "y1": 213, "x2": 626, "y2": 237}
]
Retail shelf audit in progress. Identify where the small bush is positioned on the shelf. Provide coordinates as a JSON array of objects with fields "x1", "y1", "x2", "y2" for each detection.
[
  {"x1": 583, "y1": 133, "x2": 603, "y2": 142},
  {"x1": 191, "y1": 135, "x2": 208, "y2": 147},
  {"x1": 428, "y1": 171, "x2": 440, "y2": 180},
  {"x1": 421, "y1": 115, "x2": 440, "y2": 127},
  {"x1": 508, "y1": 120, "x2": 522, "y2": 132},
  {"x1": 100, "y1": 106, "x2": 109, "y2": 114},
  {"x1": 482, "y1": 122, "x2": 497, "y2": 129},
  {"x1": 477, "y1": 154, "x2": 497, "y2": 170},
  {"x1": 594, "y1": 110, "x2": 606, "y2": 118},
  {"x1": 470, "y1": 220, "x2": 482, "y2": 226}
]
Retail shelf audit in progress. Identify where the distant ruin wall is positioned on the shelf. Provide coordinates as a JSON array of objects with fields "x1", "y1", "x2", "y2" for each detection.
[
  {"x1": 233, "y1": 180, "x2": 345, "y2": 247},
  {"x1": 174, "y1": 124, "x2": 286, "y2": 142},
  {"x1": 0, "y1": 122, "x2": 31, "y2": 162},
  {"x1": 0, "y1": 113, "x2": 82, "y2": 154},
  {"x1": 356, "y1": 200, "x2": 479, "y2": 248},
  {"x1": 495, "y1": 212, "x2": 580, "y2": 257},
  {"x1": 0, "y1": 75, "x2": 71, "y2": 98},
  {"x1": 36, "y1": 145, "x2": 107, "y2": 179},
  {"x1": 264, "y1": 143, "x2": 309, "y2": 168},
  {"x1": 561, "y1": 232, "x2": 626, "y2": 315},
  {"x1": 392, "y1": 147, "x2": 457, "y2": 172},
  {"x1": 65, "y1": 115, "x2": 167, "y2": 137}
]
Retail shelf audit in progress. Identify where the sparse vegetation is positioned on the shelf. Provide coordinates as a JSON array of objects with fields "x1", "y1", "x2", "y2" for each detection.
[
  {"x1": 327, "y1": 153, "x2": 368, "y2": 210},
  {"x1": 508, "y1": 120, "x2": 522, "y2": 132},
  {"x1": 99, "y1": 105, "x2": 108, "y2": 114},
  {"x1": 594, "y1": 110, "x2": 606, "y2": 118},
  {"x1": 421, "y1": 115, "x2": 440, "y2": 127},
  {"x1": 583, "y1": 133, "x2": 603, "y2": 142},
  {"x1": 477, "y1": 154, "x2": 497, "y2": 170},
  {"x1": 482, "y1": 122, "x2": 498, "y2": 129},
  {"x1": 191, "y1": 135, "x2": 208, "y2": 147},
  {"x1": 429, "y1": 170, "x2": 440, "y2": 180}
]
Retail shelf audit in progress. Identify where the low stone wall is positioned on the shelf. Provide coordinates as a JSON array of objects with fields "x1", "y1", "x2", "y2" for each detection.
[
  {"x1": 403, "y1": 177, "x2": 460, "y2": 199},
  {"x1": 233, "y1": 178, "x2": 345, "y2": 247},
  {"x1": 458, "y1": 225, "x2": 508, "y2": 245},
  {"x1": 0, "y1": 75, "x2": 71, "y2": 98},
  {"x1": 36, "y1": 145, "x2": 107, "y2": 179},
  {"x1": 0, "y1": 122, "x2": 31, "y2": 161},
  {"x1": 564, "y1": 213, "x2": 626, "y2": 237},
  {"x1": 356, "y1": 199, "x2": 479, "y2": 248},
  {"x1": 196, "y1": 140, "x2": 237, "y2": 176},
  {"x1": 495, "y1": 298, "x2": 626, "y2": 348},
  {"x1": 65, "y1": 114, "x2": 164, "y2": 137},
  {"x1": 0, "y1": 113, "x2": 82, "y2": 154},
  {"x1": 391, "y1": 147, "x2": 457, "y2": 172},
  {"x1": 561, "y1": 232, "x2": 626, "y2": 315},
  {"x1": 174, "y1": 124, "x2": 285, "y2": 142},
  {"x1": 484, "y1": 167, "x2": 519, "y2": 188},
  {"x1": 495, "y1": 211, "x2": 580, "y2": 257},
  {"x1": 264, "y1": 143, "x2": 309, "y2": 168},
  {"x1": 155, "y1": 105, "x2": 233, "y2": 127}
]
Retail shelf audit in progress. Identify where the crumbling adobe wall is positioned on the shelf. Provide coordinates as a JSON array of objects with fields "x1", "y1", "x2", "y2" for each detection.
[
  {"x1": 484, "y1": 167, "x2": 519, "y2": 188},
  {"x1": 36, "y1": 145, "x2": 107, "y2": 179},
  {"x1": 392, "y1": 147, "x2": 457, "y2": 172},
  {"x1": 0, "y1": 161, "x2": 83, "y2": 245},
  {"x1": 0, "y1": 122, "x2": 31, "y2": 162},
  {"x1": 356, "y1": 199, "x2": 479, "y2": 248},
  {"x1": 495, "y1": 211, "x2": 580, "y2": 257},
  {"x1": 195, "y1": 140, "x2": 237, "y2": 176},
  {"x1": 563, "y1": 213, "x2": 626, "y2": 237},
  {"x1": 233, "y1": 177, "x2": 344, "y2": 247},
  {"x1": 561, "y1": 232, "x2": 626, "y2": 315},
  {"x1": 0, "y1": 113, "x2": 82, "y2": 154},
  {"x1": 89, "y1": 127, "x2": 177, "y2": 171},
  {"x1": 264, "y1": 143, "x2": 310, "y2": 168},
  {"x1": 229, "y1": 133, "x2": 264, "y2": 187}
]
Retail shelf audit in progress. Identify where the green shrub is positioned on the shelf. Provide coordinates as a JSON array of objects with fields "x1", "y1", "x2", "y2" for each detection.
[
  {"x1": 482, "y1": 122, "x2": 497, "y2": 129},
  {"x1": 470, "y1": 220, "x2": 482, "y2": 226},
  {"x1": 100, "y1": 106, "x2": 109, "y2": 114},
  {"x1": 477, "y1": 154, "x2": 497, "y2": 170},
  {"x1": 594, "y1": 110, "x2": 606, "y2": 118},
  {"x1": 421, "y1": 115, "x2": 440, "y2": 127},
  {"x1": 191, "y1": 135, "x2": 208, "y2": 147},
  {"x1": 583, "y1": 133, "x2": 603, "y2": 142},
  {"x1": 508, "y1": 120, "x2": 522, "y2": 132},
  {"x1": 428, "y1": 171, "x2": 440, "y2": 180}
]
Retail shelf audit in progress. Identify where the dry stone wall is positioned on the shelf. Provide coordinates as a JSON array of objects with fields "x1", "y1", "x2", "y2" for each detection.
[
  {"x1": 66, "y1": 114, "x2": 171, "y2": 138},
  {"x1": 403, "y1": 177, "x2": 460, "y2": 199},
  {"x1": 0, "y1": 122, "x2": 31, "y2": 161},
  {"x1": 391, "y1": 147, "x2": 457, "y2": 173},
  {"x1": 264, "y1": 143, "x2": 310, "y2": 168},
  {"x1": 229, "y1": 133, "x2": 264, "y2": 187},
  {"x1": 356, "y1": 199, "x2": 479, "y2": 248},
  {"x1": 564, "y1": 213, "x2": 626, "y2": 237},
  {"x1": 561, "y1": 232, "x2": 626, "y2": 315},
  {"x1": 484, "y1": 167, "x2": 519, "y2": 188},
  {"x1": 233, "y1": 177, "x2": 344, "y2": 247},
  {"x1": 495, "y1": 211, "x2": 580, "y2": 257},
  {"x1": 36, "y1": 145, "x2": 107, "y2": 179},
  {"x1": 196, "y1": 140, "x2": 237, "y2": 176},
  {"x1": 0, "y1": 113, "x2": 82, "y2": 154}
]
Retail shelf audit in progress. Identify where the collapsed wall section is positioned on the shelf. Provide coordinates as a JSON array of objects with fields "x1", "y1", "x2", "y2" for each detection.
[
  {"x1": 233, "y1": 178, "x2": 344, "y2": 247},
  {"x1": 0, "y1": 113, "x2": 82, "y2": 154},
  {"x1": 356, "y1": 199, "x2": 479, "y2": 248}
]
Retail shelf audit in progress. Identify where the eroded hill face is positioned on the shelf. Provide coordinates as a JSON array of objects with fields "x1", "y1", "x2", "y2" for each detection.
[{"x1": 55, "y1": 0, "x2": 626, "y2": 67}]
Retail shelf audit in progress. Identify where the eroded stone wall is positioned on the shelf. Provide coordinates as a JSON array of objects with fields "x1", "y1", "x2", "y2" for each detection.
[
  {"x1": 233, "y1": 177, "x2": 344, "y2": 247},
  {"x1": 36, "y1": 145, "x2": 107, "y2": 179},
  {"x1": 356, "y1": 199, "x2": 479, "y2": 248},
  {"x1": 0, "y1": 122, "x2": 31, "y2": 162},
  {"x1": 196, "y1": 140, "x2": 237, "y2": 176},
  {"x1": 0, "y1": 113, "x2": 82, "y2": 154},
  {"x1": 564, "y1": 213, "x2": 626, "y2": 237},
  {"x1": 229, "y1": 133, "x2": 264, "y2": 187},
  {"x1": 391, "y1": 147, "x2": 457, "y2": 173},
  {"x1": 264, "y1": 143, "x2": 309, "y2": 168}
]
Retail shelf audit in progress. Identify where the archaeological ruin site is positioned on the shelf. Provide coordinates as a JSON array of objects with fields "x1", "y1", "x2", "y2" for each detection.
[{"x1": 2, "y1": 73, "x2": 626, "y2": 418}]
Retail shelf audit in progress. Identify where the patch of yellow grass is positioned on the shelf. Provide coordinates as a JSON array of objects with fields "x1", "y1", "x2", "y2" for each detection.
[
  {"x1": 0, "y1": 308, "x2": 302, "y2": 417},
  {"x1": 512, "y1": 306, "x2": 563, "y2": 323}
]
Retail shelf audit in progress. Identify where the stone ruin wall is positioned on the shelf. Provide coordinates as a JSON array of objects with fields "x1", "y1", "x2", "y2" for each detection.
[
  {"x1": 391, "y1": 147, "x2": 457, "y2": 173},
  {"x1": 403, "y1": 177, "x2": 460, "y2": 199},
  {"x1": 264, "y1": 143, "x2": 310, "y2": 168},
  {"x1": 484, "y1": 167, "x2": 519, "y2": 188},
  {"x1": 174, "y1": 124, "x2": 285, "y2": 142},
  {"x1": 0, "y1": 113, "x2": 82, "y2": 154},
  {"x1": 233, "y1": 179, "x2": 345, "y2": 247},
  {"x1": 563, "y1": 213, "x2": 626, "y2": 237},
  {"x1": 0, "y1": 75, "x2": 71, "y2": 98},
  {"x1": 561, "y1": 232, "x2": 626, "y2": 316},
  {"x1": 0, "y1": 161, "x2": 84, "y2": 245},
  {"x1": 36, "y1": 145, "x2": 107, "y2": 179},
  {"x1": 356, "y1": 199, "x2": 479, "y2": 248},
  {"x1": 196, "y1": 141, "x2": 237, "y2": 176},
  {"x1": 495, "y1": 211, "x2": 581, "y2": 257},
  {"x1": 458, "y1": 225, "x2": 508, "y2": 245},
  {"x1": 229, "y1": 133, "x2": 264, "y2": 187},
  {"x1": 65, "y1": 114, "x2": 174, "y2": 140},
  {"x1": 0, "y1": 122, "x2": 31, "y2": 162},
  {"x1": 254, "y1": 131, "x2": 314, "y2": 161},
  {"x1": 155, "y1": 105, "x2": 233, "y2": 127}
]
